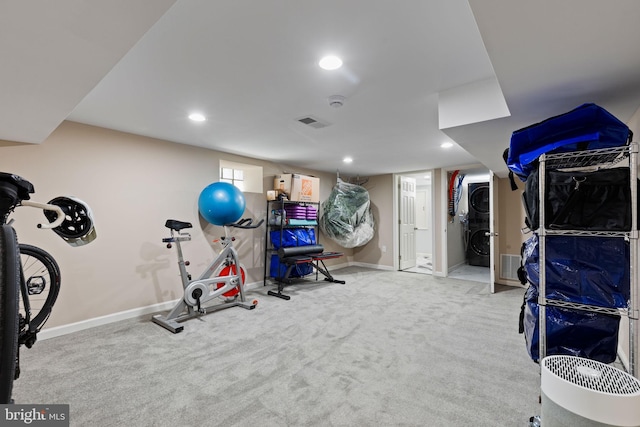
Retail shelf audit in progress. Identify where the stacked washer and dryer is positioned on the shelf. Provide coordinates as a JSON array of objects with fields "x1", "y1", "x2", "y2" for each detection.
[{"x1": 466, "y1": 182, "x2": 490, "y2": 267}]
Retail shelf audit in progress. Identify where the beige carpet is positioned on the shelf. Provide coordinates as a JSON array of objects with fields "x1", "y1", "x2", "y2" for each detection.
[{"x1": 12, "y1": 267, "x2": 540, "y2": 426}]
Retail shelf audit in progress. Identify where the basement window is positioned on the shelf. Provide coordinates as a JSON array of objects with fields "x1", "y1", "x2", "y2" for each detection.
[{"x1": 219, "y1": 160, "x2": 263, "y2": 194}]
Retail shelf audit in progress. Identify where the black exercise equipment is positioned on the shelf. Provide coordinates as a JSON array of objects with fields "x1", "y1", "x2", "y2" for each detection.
[
  {"x1": 268, "y1": 243, "x2": 345, "y2": 300},
  {"x1": 277, "y1": 244, "x2": 324, "y2": 258}
]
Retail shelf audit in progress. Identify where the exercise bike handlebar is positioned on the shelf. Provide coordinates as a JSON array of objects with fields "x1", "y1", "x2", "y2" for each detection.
[{"x1": 229, "y1": 218, "x2": 264, "y2": 229}]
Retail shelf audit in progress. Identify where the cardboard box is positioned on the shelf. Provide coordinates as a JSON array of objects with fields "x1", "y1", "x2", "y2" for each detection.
[
  {"x1": 291, "y1": 174, "x2": 320, "y2": 202},
  {"x1": 273, "y1": 173, "x2": 320, "y2": 203},
  {"x1": 273, "y1": 174, "x2": 292, "y2": 197}
]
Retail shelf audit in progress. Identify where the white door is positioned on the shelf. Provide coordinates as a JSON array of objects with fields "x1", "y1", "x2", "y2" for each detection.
[
  {"x1": 488, "y1": 171, "x2": 500, "y2": 293},
  {"x1": 399, "y1": 176, "x2": 417, "y2": 270}
]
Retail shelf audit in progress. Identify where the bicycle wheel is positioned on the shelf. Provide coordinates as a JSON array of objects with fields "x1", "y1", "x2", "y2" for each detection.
[
  {"x1": 0, "y1": 225, "x2": 20, "y2": 404},
  {"x1": 19, "y1": 244, "x2": 60, "y2": 336}
]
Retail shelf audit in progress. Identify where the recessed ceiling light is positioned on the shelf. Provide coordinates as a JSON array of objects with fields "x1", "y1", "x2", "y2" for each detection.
[
  {"x1": 440, "y1": 142, "x2": 453, "y2": 148},
  {"x1": 343, "y1": 157, "x2": 353, "y2": 163},
  {"x1": 189, "y1": 113, "x2": 206, "y2": 122},
  {"x1": 319, "y1": 55, "x2": 343, "y2": 70}
]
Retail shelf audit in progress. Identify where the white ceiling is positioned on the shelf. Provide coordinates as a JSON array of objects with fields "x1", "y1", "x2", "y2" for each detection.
[{"x1": 3, "y1": 0, "x2": 640, "y2": 178}]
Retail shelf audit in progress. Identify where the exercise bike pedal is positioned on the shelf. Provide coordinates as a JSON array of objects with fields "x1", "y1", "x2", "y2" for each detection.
[{"x1": 238, "y1": 299, "x2": 259, "y2": 310}]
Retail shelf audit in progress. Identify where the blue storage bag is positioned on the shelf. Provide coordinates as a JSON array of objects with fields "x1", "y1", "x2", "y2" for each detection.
[
  {"x1": 523, "y1": 234, "x2": 629, "y2": 309},
  {"x1": 270, "y1": 228, "x2": 316, "y2": 249},
  {"x1": 269, "y1": 254, "x2": 313, "y2": 278},
  {"x1": 523, "y1": 284, "x2": 620, "y2": 363},
  {"x1": 507, "y1": 103, "x2": 631, "y2": 181}
]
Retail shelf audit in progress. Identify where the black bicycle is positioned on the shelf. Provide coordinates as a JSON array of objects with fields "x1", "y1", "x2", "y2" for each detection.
[{"x1": 0, "y1": 172, "x2": 96, "y2": 403}]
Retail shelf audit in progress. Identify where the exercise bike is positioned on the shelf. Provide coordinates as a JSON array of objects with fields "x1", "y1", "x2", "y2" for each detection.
[{"x1": 152, "y1": 217, "x2": 263, "y2": 333}]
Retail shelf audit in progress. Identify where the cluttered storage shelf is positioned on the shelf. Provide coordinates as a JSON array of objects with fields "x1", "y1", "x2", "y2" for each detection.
[
  {"x1": 522, "y1": 142, "x2": 639, "y2": 375},
  {"x1": 263, "y1": 199, "x2": 345, "y2": 301}
]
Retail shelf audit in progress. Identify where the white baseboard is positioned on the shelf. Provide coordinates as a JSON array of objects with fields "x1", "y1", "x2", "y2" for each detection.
[
  {"x1": 449, "y1": 261, "x2": 466, "y2": 271},
  {"x1": 495, "y1": 278, "x2": 525, "y2": 288},
  {"x1": 39, "y1": 279, "x2": 265, "y2": 341},
  {"x1": 243, "y1": 279, "x2": 265, "y2": 291},
  {"x1": 327, "y1": 261, "x2": 350, "y2": 270},
  {"x1": 38, "y1": 299, "x2": 179, "y2": 341},
  {"x1": 348, "y1": 261, "x2": 393, "y2": 271},
  {"x1": 38, "y1": 262, "x2": 387, "y2": 340}
]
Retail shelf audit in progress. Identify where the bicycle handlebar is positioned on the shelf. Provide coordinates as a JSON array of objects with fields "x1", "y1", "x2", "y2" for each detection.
[{"x1": 21, "y1": 200, "x2": 65, "y2": 229}]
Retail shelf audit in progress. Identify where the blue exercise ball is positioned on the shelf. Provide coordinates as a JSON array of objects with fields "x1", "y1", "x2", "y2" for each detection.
[{"x1": 198, "y1": 182, "x2": 246, "y2": 226}]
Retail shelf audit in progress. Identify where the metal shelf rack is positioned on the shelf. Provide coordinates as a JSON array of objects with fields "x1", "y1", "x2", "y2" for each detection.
[{"x1": 537, "y1": 143, "x2": 639, "y2": 377}]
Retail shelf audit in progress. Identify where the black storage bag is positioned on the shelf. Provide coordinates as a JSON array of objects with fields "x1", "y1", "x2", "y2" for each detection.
[{"x1": 523, "y1": 167, "x2": 631, "y2": 231}]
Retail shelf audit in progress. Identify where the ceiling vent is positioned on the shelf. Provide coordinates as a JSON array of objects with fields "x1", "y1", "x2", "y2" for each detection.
[{"x1": 296, "y1": 116, "x2": 330, "y2": 129}]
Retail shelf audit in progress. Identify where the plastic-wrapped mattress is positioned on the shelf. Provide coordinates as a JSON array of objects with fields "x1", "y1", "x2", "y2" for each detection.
[{"x1": 319, "y1": 179, "x2": 374, "y2": 248}]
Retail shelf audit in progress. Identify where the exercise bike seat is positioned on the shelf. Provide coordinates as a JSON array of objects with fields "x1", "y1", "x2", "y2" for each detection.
[{"x1": 165, "y1": 219, "x2": 192, "y2": 231}]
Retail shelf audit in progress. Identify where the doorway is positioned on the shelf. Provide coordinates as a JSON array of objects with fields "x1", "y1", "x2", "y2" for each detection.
[
  {"x1": 445, "y1": 167, "x2": 492, "y2": 284},
  {"x1": 398, "y1": 171, "x2": 434, "y2": 275},
  {"x1": 396, "y1": 167, "x2": 497, "y2": 288}
]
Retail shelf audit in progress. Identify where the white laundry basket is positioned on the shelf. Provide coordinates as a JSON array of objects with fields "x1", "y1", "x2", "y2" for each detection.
[{"x1": 541, "y1": 355, "x2": 640, "y2": 426}]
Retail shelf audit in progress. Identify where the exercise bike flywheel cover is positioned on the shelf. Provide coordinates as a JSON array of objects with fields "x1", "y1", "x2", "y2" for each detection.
[
  {"x1": 184, "y1": 282, "x2": 209, "y2": 307},
  {"x1": 216, "y1": 265, "x2": 245, "y2": 297}
]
